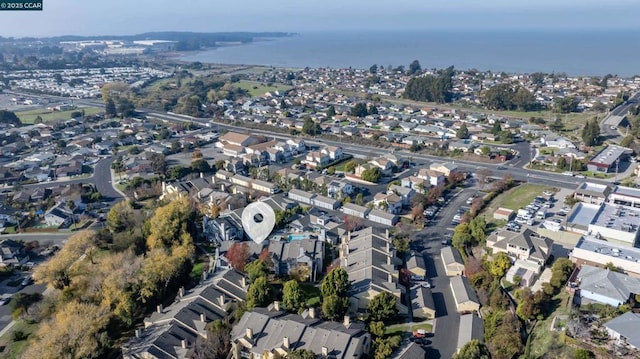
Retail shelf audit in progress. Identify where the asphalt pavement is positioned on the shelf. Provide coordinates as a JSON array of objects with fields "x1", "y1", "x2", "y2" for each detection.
[{"x1": 411, "y1": 185, "x2": 478, "y2": 358}]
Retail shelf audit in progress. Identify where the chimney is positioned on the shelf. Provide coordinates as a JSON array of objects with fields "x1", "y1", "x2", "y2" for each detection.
[
  {"x1": 200, "y1": 172, "x2": 204, "y2": 178},
  {"x1": 156, "y1": 304, "x2": 163, "y2": 313},
  {"x1": 343, "y1": 315, "x2": 351, "y2": 328},
  {"x1": 283, "y1": 336, "x2": 290, "y2": 350},
  {"x1": 309, "y1": 307, "x2": 316, "y2": 319},
  {"x1": 387, "y1": 254, "x2": 391, "y2": 266},
  {"x1": 241, "y1": 277, "x2": 247, "y2": 288},
  {"x1": 246, "y1": 328, "x2": 253, "y2": 340},
  {"x1": 179, "y1": 287, "x2": 185, "y2": 297},
  {"x1": 274, "y1": 301, "x2": 280, "y2": 311},
  {"x1": 218, "y1": 295, "x2": 225, "y2": 306},
  {"x1": 386, "y1": 241, "x2": 390, "y2": 253},
  {"x1": 181, "y1": 339, "x2": 187, "y2": 349},
  {"x1": 388, "y1": 272, "x2": 393, "y2": 283},
  {"x1": 321, "y1": 346, "x2": 329, "y2": 357},
  {"x1": 200, "y1": 313, "x2": 206, "y2": 323},
  {"x1": 202, "y1": 271, "x2": 208, "y2": 281},
  {"x1": 135, "y1": 328, "x2": 142, "y2": 338}
]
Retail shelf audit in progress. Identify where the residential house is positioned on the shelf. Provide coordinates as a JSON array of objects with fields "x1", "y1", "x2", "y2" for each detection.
[
  {"x1": 573, "y1": 264, "x2": 640, "y2": 307},
  {"x1": 0, "y1": 239, "x2": 29, "y2": 267},
  {"x1": 401, "y1": 176, "x2": 428, "y2": 193},
  {"x1": 372, "y1": 192, "x2": 403, "y2": 214},
  {"x1": 486, "y1": 229, "x2": 553, "y2": 272},
  {"x1": 321, "y1": 145, "x2": 344, "y2": 161},
  {"x1": 340, "y1": 228, "x2": 407, "y2": 314},
  {"x1": 456, "y1": 314, "x2": 484, "y2": 354},
  {"x1": 388, "y1": 185, "x2": 414, "y2": 207},
  {"x1": 407, "y1": 253, "x2": 426, "y2": 277},
  {"x1": 417, "y1": 169, "x2": 446, "y2": 187},
  {"x1": 441, "y1": 246, "x2": 465, "y2": 276},
  {"x1": 304, "y1": 151, "x2": 330, "y2": 168},
  {"x1": 450, "y1": 276, "x2": 480, "y2": 313},
  {"x1": 604, "y1": 312, "x2": 640, "y2": 350},
  {"x1": 410, "y1": 285, "x2": 436, "y2": 320},
  {"x1": 369, "y1": 157, "x2": 394, "y2": 176},
  {"x1": 202, "y1": 215, "x2": 244, "y2": 243},
  {"x1": 231, "y1": 306, "x2": 371, "y2": 359},
  {"x1": 430, "y1": 162, "x2": 458, "y2": 177},
  {"x1": 122, "y1": 269, "x2": 248, "y2": 359},
  {"x1": 268, "y1": 237, "x2": 324, "y2": 282},
  {"x1": 312, "y1": 195, "x2": 341, "y2": 211},
  {"x1": 391, "y1": 342, "x2": 426, "y2": 359},
  {"x1": 328, "y1": 180, "x2": 354, "y2": 199},
  {"x1": 44, "y1": 203, "x2": 74, "y2": 227}
]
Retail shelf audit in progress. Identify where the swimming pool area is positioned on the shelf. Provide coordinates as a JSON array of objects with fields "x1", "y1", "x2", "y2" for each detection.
[{"x1": 288, "y1": 234, "x2": 310, "y2": 241}]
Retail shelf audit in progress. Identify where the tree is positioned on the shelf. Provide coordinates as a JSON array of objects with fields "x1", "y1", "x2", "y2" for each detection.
[
  {"x1": 491, "y1": 122, "x2": 502, "y2": 135},
  {"x1": 105, "y1": 98, "x2": 117, "y2": 118},
  {"x1": 106, "y1": 200, "x2": 135, "y2": 233},
  {"x1": 550, "y1": 258, "x2": 575, "y2": 290},
  {"x1": 456, "y1": 124, "x2": 469, "y2": 139},
  {"x1": 369, "y1": 64, "x2": 378, "y2": 74},
  {"x1": 148, "y1": 153, "x2": 167, "y2": 175},
  {"x1": 368, "y1": 104, "x2": 379, "y2": 115},
  {"x1": 574, "y1": 349, "x2": 595, "y2": 359},
  {"x1": 191, "y1": 320, "x2": 231, "y2": 359},
  {"x1": 302, "y1": 117, "x2": 321, "y2": 136},
  {"x1": 34, "y1": 115, "x2": 44, "y2": 124},
  {"x1": 322, "y1": 294, "x2": 349, "y2": 321},
  {"x1": 487, "y1": 252, "x2": 512, "y2": 278},
  {"x1": 282, "y1": 279, "x2": 306, "y2": 313},
  {"x1": 344, "y1": 160, "x2": 358, "y2": 173},
  {"x1": 326, "y1": 105, "x2": 336, "y2": 118},
  {"x1": 10, "y1": 292, "x2": 42, "y2": 319},
  {"x1": 392, "y1": 237, "x2": 409, "y2": 256},
  {"x1": 116, "y1": 97, "x2": 136, "y2": 118},
  {"x1": 556, "y1": 156, "x2": 568, "y2": 170},
  {"x1": 350, "y1": 102, "x2": 369, "y2": 118},
  {"x1": 365, "y1": 292, "x2": 398, "y2": 323},
  {"x1": 191, "y1": 158, "x2": 211, "y2": 174},
  {"x1": 245, "y1": 259, "x2": 268, "y2": 283},
  {"x1": 454, "y1": 339, "x2": 491, "y2": 359},
  {"x1": 516, "y1": 288, "x2": 540, "y2": 321},
  {"x1": 21, "y1": 300, "x2": 111, "y2": 359},
  {"x1": 581, "y1": 118, "x2": 601, "y2": 146},
  {"x1": 288, "y1": 349, "x2": 317, "y2": 359},
  {"x1": 146, "y1": 197, "x2": 196, "y2": 250},
  {"x1": 480, "y1": 146, "x2": 491, "y2": 156},
  {"x1": 0, "y1": 110, "x2": 21, "y2": 126},
  {"x1": 226, "y1": 242, "x2": 250, "y2": 271},
  {"x1": 403, "y1": 66, "x2": 454, "y2": 103},
  {"x1": 408, "y1": 60, "x2": 422, "y2": 75},
  {"x1": 355, "y1": 193, "x2": 365, "y2": 205},
  {"x1": 554, "y1": 97, "x2": 579, "y2": 113},
  {"x1": 361, "y1": 167, "x2": 382, "y2": 183},
  {"x1": 246, "y1": 276, "x2": 271, "y2": 309},
  {"x1": 550, "y1": 117, "x2": 564, "y2": 131},
  {"x1": 620, "y1": 134, "x2": 634, "y2": 148},
  {"x1": 321, "y1": 267, "x2": 350, "y2": 298},
  {"x1": 452, "y1": 223, "x2": 473, "y2": 252}
]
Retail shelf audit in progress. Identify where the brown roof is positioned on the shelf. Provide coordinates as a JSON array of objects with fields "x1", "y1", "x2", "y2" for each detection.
[{"x1": 219, "y1": 132, "x2": 253, "y2": 146}]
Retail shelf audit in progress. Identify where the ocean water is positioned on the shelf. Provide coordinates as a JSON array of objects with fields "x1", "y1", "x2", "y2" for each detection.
[{"x1": 179, "y1": 30, "x2": 640, "y2": 76}]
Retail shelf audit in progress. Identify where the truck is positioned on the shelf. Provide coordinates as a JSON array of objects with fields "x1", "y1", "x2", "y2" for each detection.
[{"x1": 536, "y1": 209, "x2": 547, "y2": 220}]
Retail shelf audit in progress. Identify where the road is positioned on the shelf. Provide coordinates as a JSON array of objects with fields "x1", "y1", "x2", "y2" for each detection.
[
  {"x1": 0, "y1": 283, "x2": 46, "y2": 335},
  {"x1": 413, "y1": 186, "x2": 478, "y2": 359},
  {"x1": 146, "y1": 111, "x2": 603, "y2": 191},
  {"x1": 601, "y1": 92, "x2": 640, "y2": 142},
  {"x1": 19, "y1": 155, "x2": 123, "y2": 204}
]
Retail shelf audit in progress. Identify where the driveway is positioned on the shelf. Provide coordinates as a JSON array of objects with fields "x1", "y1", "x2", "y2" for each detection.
[{"x1": 411, "y1": 185, "x2": 477, "y2": 358}]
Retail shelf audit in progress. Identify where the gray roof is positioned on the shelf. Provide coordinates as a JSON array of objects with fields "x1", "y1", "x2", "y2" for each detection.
[
  {"x1": 489, "y1": 228, "x2": 552, "y2": 264},
  {"x1": 589, "y1": 145, "x2": 631, "y2": 166},
  {"x1": 568, "y1": 203, "x2": 601, "y2": 228},
  {"x1": 612, "y1": 185, "x2": 640, "y2": 199},
  {"x1": 232, "y1": 307, "x2": 369, "y2": 359},
  {"x1": 342, "y1": 203, "x2": 370, "y2": 215},
  {"x1": 457, "y1": 313, "x2": 484, "y2": 351},
  {"x1": 122, "y1": 269, "x2": 247, "y2": 359},
  {"x1": 575, "y1": 182, "x2": 611, "y2": 197},
  {"x1": 410, "y1": 285, "x2": 436, "y2": 314},
  {"x1": 604, "y1": 312, "x2": 640, "y2": 349},
  {"x1": 450, "y1": 276, "x2": 480, "y2": 306},
  {"x1": 407, "y1": 253, "x2": 426, "y2": 272},
  {"x1": 577, "y1": 265, "x2": 640, "y2": 304},
  {"x1": 441, "y1": 246, "x2": 464, "y2": 266},
  {"x1": 391, "y1": 342, "x2": 426, "y2": 359},
  {"x1": 368, "y1": 209, "x2": 398, "y2": 221}
]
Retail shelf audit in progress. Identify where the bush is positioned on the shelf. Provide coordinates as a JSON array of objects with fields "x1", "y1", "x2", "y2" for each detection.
[{"x1": 12, "y1": 330, "x2": 28, "y2": 342}]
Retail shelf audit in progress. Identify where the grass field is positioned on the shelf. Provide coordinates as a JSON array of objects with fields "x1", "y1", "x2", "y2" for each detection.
[
  {"x1": 482, "y1": 184, "x2": 553, "y2": 216},
  {"x1": 525, "y1": 291, "x2": 575, "y2": 359},
  {"x1": 300, "y1": 283, "x2": 321, "y2": 307},
  {"x1": 236, "y1": 80, "x2": 292, "y2": 97},
  {"x1": 16, "y1": 106, "x2": 103, "y2": 124},
  {"x1": 0, "y1": 320, "x2": 38, "y2": 359}
]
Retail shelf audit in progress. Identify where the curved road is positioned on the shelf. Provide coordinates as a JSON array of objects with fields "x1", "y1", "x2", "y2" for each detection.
[{"x1": 22, "y1": 156, "x2": 123, "y2": 203}]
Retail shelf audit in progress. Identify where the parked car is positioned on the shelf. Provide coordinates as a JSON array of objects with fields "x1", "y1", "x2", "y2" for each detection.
[
  {"x1": 411, "y1": 275, "x2": 425, "y2": 282},
  {"x1": 21, "y1": 275, "x2": 33, "y2": 287}
]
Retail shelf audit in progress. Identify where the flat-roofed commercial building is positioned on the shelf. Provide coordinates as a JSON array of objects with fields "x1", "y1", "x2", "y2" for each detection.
[
  {"x1": 570, "y1": 236, "x2": 640, "y2": 277},
  {"x1": 587, "y1": 145, "x2": 632, "y2": 173},
  {"x1": 609, "y1": 185, "x2": 640, "y2": 208},
  {"x1": 574, "y1": 182, "x2": 611, "y2": 205}
]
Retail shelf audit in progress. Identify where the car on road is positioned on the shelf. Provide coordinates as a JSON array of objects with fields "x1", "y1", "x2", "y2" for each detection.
[
  {"x1": 21, "y1": 275, "x2": 33, "y2": 287},
  {"x1": 0, "y1": 296, "x2": 10, "y2": 306},
  {"x1": 441, "y1": 239, "x2": 451, "y2": 246}
]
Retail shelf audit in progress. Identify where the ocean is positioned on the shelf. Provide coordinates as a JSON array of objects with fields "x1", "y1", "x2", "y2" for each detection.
[{"x1": 178, "y1": 30, "x2": 640, "y2": 77}]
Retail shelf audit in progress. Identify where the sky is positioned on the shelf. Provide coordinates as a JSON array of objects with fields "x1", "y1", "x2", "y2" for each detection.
[{"x1": 1, "y1": 0, "x2": 639, "y2": 37}]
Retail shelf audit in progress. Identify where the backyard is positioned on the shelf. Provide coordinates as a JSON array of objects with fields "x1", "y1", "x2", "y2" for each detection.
[
  {"x1": 235, "y1": 80, "x2": 292, "y2": 97},
  {"x1": 0, "y1": 320, "x2": 39, "y2": 359}
]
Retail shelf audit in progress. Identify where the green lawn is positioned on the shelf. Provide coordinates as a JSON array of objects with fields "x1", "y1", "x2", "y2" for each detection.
[
  {"x1": 482, "y1": 184, "x2": 554, "y2": 218},
  {"x1": 383, "y1": 322, "x2": 433, "y2": 336},
  {"x1": 299, "y1": 284, "x2": 321, "y2": 307},
  {"x1": 16, "y1": 106, "x2": 103, "y2": 124},
  {"x1": 236, "y1": 80, "x2": 292, "y2": 97},
  {"x1": 0, "y1": 320, "x2": 39, "y2": 359}
]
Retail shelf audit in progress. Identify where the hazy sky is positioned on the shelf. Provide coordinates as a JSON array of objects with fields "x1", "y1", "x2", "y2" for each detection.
[{"x1": 1, "y1": 0, "x2": 639, "y2": 37}]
